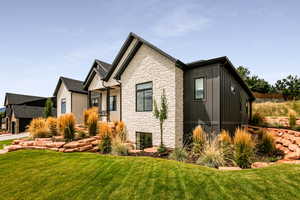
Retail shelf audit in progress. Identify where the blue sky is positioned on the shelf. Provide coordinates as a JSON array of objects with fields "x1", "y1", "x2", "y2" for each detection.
[{"x1": 1, "y1": 0, "x2": 299, "y2": 105}]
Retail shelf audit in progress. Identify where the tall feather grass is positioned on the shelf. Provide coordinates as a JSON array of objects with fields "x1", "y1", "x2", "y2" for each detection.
[
  {"x1": 28, "y1": 118, "x2": 49, "y2": 138},
  {"x1": 58, "y1": 114, "x2": 76, "y2": 141}
]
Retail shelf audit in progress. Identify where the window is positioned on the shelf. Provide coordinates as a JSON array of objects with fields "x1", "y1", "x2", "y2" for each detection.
[
  {"x1": 90, "y1": 91, "x2": 100, "y2": 107},
  {"x1": 136, "y1": 132, "x2": 152, "y2": 150},
  {"x1": 194, "y1": 78, "x2": 204, "y2": 100},
  {"x1": 109, "y1": 96, "x2": 117, "y2": 111},
  {"x1": 61, "y1": 98, "x2": 66, "y2": 114},
  {"x1": 136, "y1": 82, "x2": 153, "y2": 112}
]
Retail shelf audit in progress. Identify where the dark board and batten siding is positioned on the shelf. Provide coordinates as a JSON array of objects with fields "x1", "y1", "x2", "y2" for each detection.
[
  {"x1": 220, "y1": 65, "x2": 251, "y2": 134},
  {"x1": 183, "y1": 63, "x2": 221, "y2": 141}
]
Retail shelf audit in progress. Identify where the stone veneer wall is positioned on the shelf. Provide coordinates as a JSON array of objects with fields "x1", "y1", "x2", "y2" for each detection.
[{"x1": 121, "y1": 44, "x2": 183, "y2": 148}]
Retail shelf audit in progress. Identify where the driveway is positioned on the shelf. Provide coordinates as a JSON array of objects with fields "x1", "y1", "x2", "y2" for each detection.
[{"x1": 0, "y1": 133, "x2": 29, "y2": 141}]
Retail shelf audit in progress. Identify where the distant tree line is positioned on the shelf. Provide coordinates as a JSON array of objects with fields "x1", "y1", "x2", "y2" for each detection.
[{"x1": 237, "y1": 66, "x2": 300, "y2": 100}]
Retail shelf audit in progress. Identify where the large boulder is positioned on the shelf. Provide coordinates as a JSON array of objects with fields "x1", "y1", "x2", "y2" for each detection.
[
  {"x1": 6, "y1": 145, "x2": 22, "y2": 152},
  {"x1": 63, "y1": 142, "x2": 86, "y2": 149},
  {"x1": 285, "y1": 151, "x2": 300, "y2": 160}
]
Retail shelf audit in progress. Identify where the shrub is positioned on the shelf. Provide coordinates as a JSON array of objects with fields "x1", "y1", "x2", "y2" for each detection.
[
  {"x1": 169, "y1": 147, "x2": 188, "y2": 162},
  {"x1": 233, "y1": 129, "x2": 255, "y2": 168},
  {"x1": 192, "y1": 125, "x2": 205, "y2": 156},
  {"x1": 28, "y1": 118, "x2": 49, "y2": 138},
  {"x1": 288, "y1": 109, "x2": 297, "y2": 127},
  {"x1": 44, "y1": 98, "x2": 54, "y2": 118},
  {"x1": 99, "y1": 135, "x2": 112, "y2": 154},
  {"x1": 196, "y1": 139, "x2": 225, "y2": 168},
  {"x1": 252, "y1": 112, "x2": 265, "y2": 125},
  {"x1": 83, "y1": 107, "x2": 98, "y2": 126},
  {"x1": 111, "y1": 137, "x2": 130, "y2": 156},
  {"x1": 256, "y1": 130, "x2": 275, "y2": 156},
  {"x1": 219, "y1": 130, "x2": 232, "y2": 145},
  {"x1": 87, "y1": 112, "x2": 98, "y2": 136},
  {"x1": 115, "y1": 121, "x2": 127, "y2": 142},
  {"x1": 75, "y1": 131, "x2": 88, "y2": 140},
  {"x1": 98, "y1": 122, "x2": 112, "y2": 154},
  {"x1": 46, "y1": 117, "x2": 58, "y2": 136},
  {"x1": 58, "y1": 114, "x2": 76, "y2": 141}
]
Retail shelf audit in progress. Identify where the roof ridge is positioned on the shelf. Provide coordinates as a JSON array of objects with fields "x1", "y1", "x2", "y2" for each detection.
[{"x1": 60, "y1": 76, "x2": 84, "y2": 83}]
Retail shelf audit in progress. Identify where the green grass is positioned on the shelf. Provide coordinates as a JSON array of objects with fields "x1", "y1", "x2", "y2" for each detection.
[
  {"x1": 0, "y1": 139, "x2": 13, "y2": 149},
  {"x1": 253, "y1": 100, "x2": 300, "y2": 117},
  {"x1": 0, "y1": 150, "x2": 300, "y2": 200}
]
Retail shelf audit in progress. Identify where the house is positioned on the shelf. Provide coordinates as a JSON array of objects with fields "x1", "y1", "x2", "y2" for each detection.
[
  {"x1": 53, "y1": 77, "x2": 88, "y2": 123},
  {"x1": 3, "y1": 93, "x2": 56, "y2": 133},
  {"x1": 83, "y1": 32, "x2": 255, "y2": 149}
]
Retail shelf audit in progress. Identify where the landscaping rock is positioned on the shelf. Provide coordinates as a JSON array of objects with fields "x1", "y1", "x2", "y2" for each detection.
[
  {"x1": 59, "y1": 148, "x2": 65, "y2": 152},
  {"x1": 63, "y1": 142, "x2": 86, "y2": 149},
  {"x1": 218, "y1": 167, "x2": 242, "y2": 170},
  {"x1": 295, "y1": 138, "x2": 300, "y2": 146},
  {"x1": 0, "y1": 149, "x2": 8, "y2": 154},
  {"x1": 91, "y1": 140, "x2": 99, "y2": 146},
  {"x1": 79, "y1": 138, "x2": 96, "y2": 144},
  {"x1": 64, "y1": 148, "x2": 77, "y2": 153},
  {"x1": 281, "y1": 139, "x2": 290, "y2": 147},
  {"x1": 277, "y1": 159, "x2": 300, "y2": 164},
  {"x1": 288, "y1": 144, "x2": 299, "y2": 152},
  {"x1": 6, "y1": 145, "x2": 23, "y2": 152},
  {"x1": 285, "y1": 151, "x2": 300, "y2": 160},
  {"x1": 78, "y1": 144, "x2": 93, "y2": 152},
  {"x1": 251, "y1": 162, "x2": 272, "y2": 168}
]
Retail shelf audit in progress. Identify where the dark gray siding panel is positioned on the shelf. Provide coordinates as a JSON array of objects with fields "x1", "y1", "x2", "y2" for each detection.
[
  {"x1": 184, "y1": 64, "x2": 220, "y2": 141},
  {"x1": 220, "y1": 65, "x2": 251, "y2": 134}
]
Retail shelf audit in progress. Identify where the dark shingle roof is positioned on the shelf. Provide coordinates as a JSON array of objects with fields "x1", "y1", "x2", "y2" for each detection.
[
  {"x1": 12, "y1": 105, "x2": 56, "y2": 119},
  {"x1": 5, "y1": 93, "x2": 46, "y2": 106},
  {"x1": 106, "y1": 32, "x2": 185, "y2": 81},
  {"x1": 83, "y1": 59, "x2": 112, "y2": 90},
  {"x1": 53, "y1": 77, "x2": 87, "y2": 96}
]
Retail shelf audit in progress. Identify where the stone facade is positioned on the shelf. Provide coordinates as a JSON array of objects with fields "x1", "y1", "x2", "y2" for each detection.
[{"x1": 121, "y1": 44, "x2": 183, "y2": 148}]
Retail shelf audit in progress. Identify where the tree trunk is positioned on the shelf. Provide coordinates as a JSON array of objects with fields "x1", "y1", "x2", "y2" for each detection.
[{"x1": 160, "y1": 121, "x2": 163, "y2": 146}]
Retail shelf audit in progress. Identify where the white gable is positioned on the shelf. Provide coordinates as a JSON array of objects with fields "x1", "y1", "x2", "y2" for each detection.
[{"x1": 88, "y1": 73, "x2": 104, "y2": 91}]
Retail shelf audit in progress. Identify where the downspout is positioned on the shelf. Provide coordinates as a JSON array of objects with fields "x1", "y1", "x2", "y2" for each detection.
[
  {"x1": 116, "y1": 80, "x2": 122, "y2": 121},
  {"x1": 102, "y1": 81, "x2": 110, "y2": 122}
]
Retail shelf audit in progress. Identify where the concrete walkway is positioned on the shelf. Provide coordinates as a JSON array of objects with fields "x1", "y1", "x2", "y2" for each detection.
[{"x1": 0, "y1": 132, "x2": 29, "y2": 141}]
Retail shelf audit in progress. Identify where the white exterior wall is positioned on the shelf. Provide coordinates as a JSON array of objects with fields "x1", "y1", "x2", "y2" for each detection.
[
  {"x1": 71, "y1": 93, "x2": 88, "y2": 124},
  {"x1": 121, "y1": 44, "x2": 184, "y2": 148},
  {"x1": 57, "y1": 83, "x2": 72, "y2": 117}
]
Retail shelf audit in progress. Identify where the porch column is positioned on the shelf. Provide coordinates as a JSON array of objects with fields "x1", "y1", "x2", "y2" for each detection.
[
  {"x1": 106, "y1": 88, "x2": 110, "y2": 122},
  {"x1": 88, "y1": 91, "x2": 91, "y2": 108}
]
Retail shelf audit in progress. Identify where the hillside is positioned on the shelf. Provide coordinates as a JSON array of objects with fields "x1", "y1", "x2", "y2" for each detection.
[{"x1": 253, "y1": 100, "x2": 300, "y2": 117}]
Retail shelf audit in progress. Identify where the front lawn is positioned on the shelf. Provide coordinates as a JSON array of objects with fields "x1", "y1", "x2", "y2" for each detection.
[{"x1": 0, "y1": 151, "x2": 300, "y2": 199}]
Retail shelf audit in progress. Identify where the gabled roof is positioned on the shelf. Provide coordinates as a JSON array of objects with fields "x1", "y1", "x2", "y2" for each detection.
[
  {"x1": 83, "y1": 59, "x2": 112, "y2": 90},
  {"x1": 106, "y1": 32, "x2": 185, "y2": 81},
  {"x1": 186, "y1": 56, "x2": 255, "y2": 100},
  {"x1": 4, "y1": 93, "x2": 46, "y2": 106},
  {"x1": 53, "y1": 77, "x2": 88, "y2": 96},
  {"x1": 12, "y1": 105, "x2": 56, "y2": 119}
]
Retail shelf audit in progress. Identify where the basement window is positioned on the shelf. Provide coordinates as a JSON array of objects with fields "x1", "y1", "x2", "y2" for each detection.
[{"x1": 136, "y1": 132, "x2": 152, "y2": 150}]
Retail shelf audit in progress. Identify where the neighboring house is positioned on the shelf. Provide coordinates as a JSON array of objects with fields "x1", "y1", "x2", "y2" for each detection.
[
  {"x1": 3, "y1": 93, "x2": 56, "y2": 133},
  {"x1": 83, "y1": 32, "x2": 255, "y2": 149},
  {"x1": 53, "y1": 77, "x2": 88, "y2": 123}
]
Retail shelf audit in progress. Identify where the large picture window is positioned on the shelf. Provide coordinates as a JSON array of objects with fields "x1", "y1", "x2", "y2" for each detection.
[
  {"x1": 109, "y1": 96, "x2": 117, "y2": 111},
  {"x1": 194, "y1": 78, "x2": 204, "y2": 100},
  {"x1": 61, "y1": 98, "x2": 66, "y2": 114},
  {"x1": 136, "y1": 82, "x2": 153, "y2": 112}
]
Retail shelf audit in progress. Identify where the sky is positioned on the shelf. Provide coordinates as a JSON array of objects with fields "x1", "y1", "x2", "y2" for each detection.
[{"x1": 0, "y1": 0, "x2": 299, "y2": 105}]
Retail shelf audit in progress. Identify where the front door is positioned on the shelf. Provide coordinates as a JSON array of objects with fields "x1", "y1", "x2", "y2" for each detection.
[{"x1": 11, "y1": 122, "x2": 15, "y2": 134}]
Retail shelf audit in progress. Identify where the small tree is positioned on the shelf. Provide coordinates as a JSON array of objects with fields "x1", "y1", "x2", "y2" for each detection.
[
  {"x1": 44, "y1": 98, "x2": 53, "y2": 118},
  {"x1": 153, "y1": 89, "x2": 168, "y2": 151}
]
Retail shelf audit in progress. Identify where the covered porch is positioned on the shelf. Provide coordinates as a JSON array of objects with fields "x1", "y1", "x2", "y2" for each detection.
[{"x1": 88, "y1": 85, "x2": 121, "y2": 122}]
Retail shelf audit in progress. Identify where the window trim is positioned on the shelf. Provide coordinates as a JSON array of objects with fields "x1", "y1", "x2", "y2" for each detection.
[
  {"x1": 135, "y1": 81, "x2": 153, "y2": 112},
  {"x1": 193, "y1": 77, "x2": 206, "y2": 101},
  {"x1": 109, "y1": 95, "x2": 117, "y2": 111},
  {"x1": 61, "y1": 98, "x2": 66, "y2": 114}
]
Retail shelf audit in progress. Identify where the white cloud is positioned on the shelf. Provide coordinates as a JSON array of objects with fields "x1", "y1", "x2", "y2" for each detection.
[{"x1": 152, "y1": 4, "x2": 211, "y2": 37}]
